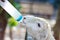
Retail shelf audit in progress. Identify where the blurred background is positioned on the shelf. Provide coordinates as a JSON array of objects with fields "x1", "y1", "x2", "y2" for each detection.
[{"x1": 0, "y1": 0, "x2": 60, "y2": 40}]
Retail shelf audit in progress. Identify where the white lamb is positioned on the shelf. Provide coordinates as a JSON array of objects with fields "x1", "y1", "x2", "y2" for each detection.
[{"x1": 21, "y1": 15, "x2": 55, "y2": 40}]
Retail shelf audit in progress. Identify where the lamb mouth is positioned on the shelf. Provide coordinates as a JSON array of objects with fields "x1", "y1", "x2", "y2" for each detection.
[{"x1": 23, "y1": 21, "x2": 26, "y2": 24}]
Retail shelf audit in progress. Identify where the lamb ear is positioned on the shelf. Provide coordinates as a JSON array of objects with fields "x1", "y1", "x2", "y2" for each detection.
[{"x1": 37, "y1": 23, "x2": 41, "y2": 27}]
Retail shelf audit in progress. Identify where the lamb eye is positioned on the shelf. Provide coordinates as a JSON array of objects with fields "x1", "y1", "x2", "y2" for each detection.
[{"x1": 38, "y1": 23, "x2": 41, "y2": 27}]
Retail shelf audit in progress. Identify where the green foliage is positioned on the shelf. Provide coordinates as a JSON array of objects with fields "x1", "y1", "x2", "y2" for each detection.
[
  {"x1": 13, "y1": 2, "x2": 22, "y2": 10},
  {"x1": 8, "y1": 17, "x2": 18, "y2": 27},
  {"x1": 9, "y1": 0, "x2": 22, "y2": 11}
]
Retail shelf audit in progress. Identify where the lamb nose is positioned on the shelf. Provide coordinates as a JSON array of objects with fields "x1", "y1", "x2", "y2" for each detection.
[{"x1": 24, "y1": 17, "x2": 26, "y2": 19}]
